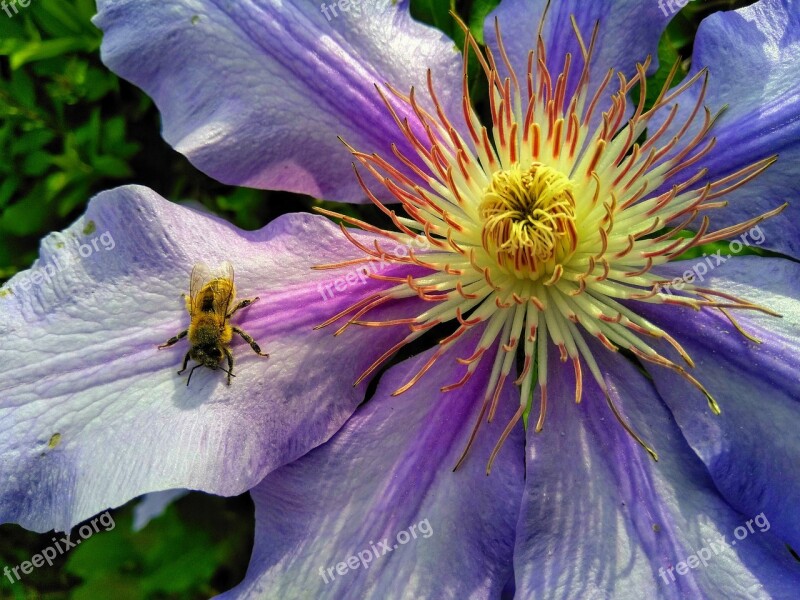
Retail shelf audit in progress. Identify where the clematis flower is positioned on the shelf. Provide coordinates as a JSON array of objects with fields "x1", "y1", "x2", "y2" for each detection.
[{"x1": 2, "y1": 0, "x2": 800, "y2": 597}]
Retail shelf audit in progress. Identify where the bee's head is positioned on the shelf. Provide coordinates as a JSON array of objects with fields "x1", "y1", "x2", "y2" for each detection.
[{"x1": 191, "y1": 344, "x2": 223, "y2": 369}]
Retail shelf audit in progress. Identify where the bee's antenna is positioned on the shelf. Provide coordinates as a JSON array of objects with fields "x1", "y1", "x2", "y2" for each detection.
[{"x1": 186, "y1": 364, "x2": 201, "y2": 386}]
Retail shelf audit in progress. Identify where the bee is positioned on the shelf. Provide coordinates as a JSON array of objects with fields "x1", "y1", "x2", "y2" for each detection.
[{"x1": 158, "y1": 261, "x2": 268, "y2": 386}]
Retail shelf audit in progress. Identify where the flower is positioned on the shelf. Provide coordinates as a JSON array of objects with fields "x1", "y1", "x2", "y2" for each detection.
[
  {"x1": 316, "y1": 9, "x2": 788, "y2": 472},
  {"x1": 2, "y1": 0, "x2": 800, "y2": 598}
]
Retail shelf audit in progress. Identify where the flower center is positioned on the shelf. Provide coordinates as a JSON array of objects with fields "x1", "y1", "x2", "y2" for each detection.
[
  {"x1": 317, "y1": 14, "x2": 785, "y2": 476},
  {"x1": 480, "y1": 163, "x2": 577, "y2": 279}
]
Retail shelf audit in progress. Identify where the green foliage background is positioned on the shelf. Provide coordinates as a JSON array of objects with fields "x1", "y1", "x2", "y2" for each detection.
[{"x1": 0, "y1": 0, "x2": 760, "y2": 598}]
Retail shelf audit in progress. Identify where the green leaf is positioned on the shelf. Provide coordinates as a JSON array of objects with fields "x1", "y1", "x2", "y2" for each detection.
[
  {"x1": 74, "y1": 0, "x2": 100, "y2": 22},
  {"x1": 468, "y1": 0, "x2": 501, "y2": 45},
  {"x1": 100, "y1": 116, "x2": 140, "y2": 158},
  {"x1": 6, "y1": 68, "x2": 36, "y2": 108},
  {"x1": 83, "y1": 66, "x2": 118, "y2": 101},
  {"x1": 57, "y1": 184, "x2": 91, "y2": 217},
  {"x1": 0, "y1": 178, "x2": 19, "y2": 210},
  {"x1": 91, "y1": 155, "x2": 132, "y2": 178},
  {"x1": 11, "y1": 129, "x2": 55, "y2": 155},
  {"x1": 22, "y1": 150, "x2": 53, "y2": 176},
  {"x1": 44, "y1": 170, "x2": 72, "y2": 196},
  {"x1": 0, "y1": 11, "x2": 27, "y2": 42},
  {"x1": 216, "y1": 188, "x2": 270, "y2": 230},
  {"x1": 66, "y1": 507, "x2": 225, "y2": 598},
  {"x1": 77, "y1": 107, "x2": 101, "y2": 158},
  {"x1": 10, "y1": 37, "x2": 97, "y2": 69},
  {"x1": 33, "y1": 0, "x2": 99, "y2": 38},
  {"x1": 69, "y1": 575, "x2": 143, "y2": 600},
  {"x1": 0, "y1": 193, "x2": 50, "y2": 236},
  {"x1": 410, "y1": 0, "x2": 457, "y2": 39}
]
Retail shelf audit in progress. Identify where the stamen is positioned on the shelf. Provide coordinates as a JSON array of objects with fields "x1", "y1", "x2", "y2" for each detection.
[
  {"x1": 309, "y1": 10, "x2": 783, "y2": 472},
  {"x1": 604, "y1": 389, "x2": 659, "y2": 461},
  {"x1": 486, "y1": 402, "x2": 525, "y2": 475}
]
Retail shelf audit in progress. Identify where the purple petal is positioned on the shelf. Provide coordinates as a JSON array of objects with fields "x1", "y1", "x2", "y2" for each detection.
[
  {"x1": 0, "y1": 185, "x2": 421, "y2": 532},
  {"x1": 651, "y1": 0, "x2": 800, "y2": 258},
  {"x1": 638, "y1": 256, "x2": 800, "y2": 553},
  {"x1": 219, "y1": 345, "x2": 525, "y2": 599},
  {"x1": 514, "y1": 345, "x2": 800, "y2": 599},
  {"x1": 486, "y1": 0, "x2": 671, "y2": 124},
  {"x1": 93, "y1": 0, "x2": 463, "y2": 202}
]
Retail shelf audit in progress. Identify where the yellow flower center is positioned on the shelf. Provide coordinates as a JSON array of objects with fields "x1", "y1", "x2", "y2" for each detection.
[{"x1": 480, "y1": 163, "x2": 577, "y2": 279}]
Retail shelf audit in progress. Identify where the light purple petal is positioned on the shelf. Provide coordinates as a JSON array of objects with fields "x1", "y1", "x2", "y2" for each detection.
[
  {"x1": 651, "y1": 0, "x2": 800, "y2": 258},
  {"x1": 639, "y1": 256, "x2": 800, "y2": 554},
  {"x1": 514, "y1": 345, "x2": 800, "y2": 599},
  {"x1": 93, "y1": 0, "x2": 463, "y2": 202},
  {"x1": 486, "y1": 0, "x2": 671, "y2": 124},
  {"x1": 0, "y1": 185, "x2": 421, "y2": 532},
  {"x1": 219, "y1": 345, "x2": 524, "y2": 599}
]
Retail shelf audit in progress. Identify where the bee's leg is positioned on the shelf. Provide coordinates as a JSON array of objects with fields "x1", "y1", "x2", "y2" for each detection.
[
  {"x1": 232, "y1": 326, "x2": 269, "y2": 357},
  {"x1": 185, "y1": 364, "x2": 201, "y2": 387},
  {"x1": 177, "y1": 351, "x2": 191, "y2": 375},
  {"x1": 227, "y1": 297, "x2": 260, "y2": 319},
  {"x1": 224, "y1": 347, "x2": 235, "y2": 385},
  {"x1": 158, "y1": 329, "x2": 188, "y2": 349}
]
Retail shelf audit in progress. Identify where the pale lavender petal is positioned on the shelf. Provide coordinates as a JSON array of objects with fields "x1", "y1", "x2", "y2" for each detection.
[
  {"x1": 219, "y1": 344, "x2": 525, "y2": 599},
  {"x1": 640, "y1": 256, "x2": 800, "y2": 553},
  {"x1": 0, "y1": 185, "x2": 421, "y2": 532},
  {"x1": 514, "y1": 345, "x2": 800, "y2": 599},
  {"x1": 93, "y1": 0, "x2": 463, "y2": 202},
  {"x1": 650, "y1": 0, "x2": 800, "y2": 258}
]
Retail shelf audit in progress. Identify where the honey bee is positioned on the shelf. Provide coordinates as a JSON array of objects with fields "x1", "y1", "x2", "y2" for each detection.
[{"x1": 158, "y1": 261, "x2": 268, "y2": 386}]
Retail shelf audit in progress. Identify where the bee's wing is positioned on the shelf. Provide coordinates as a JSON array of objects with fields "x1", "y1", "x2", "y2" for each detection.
[
  {"x1": 215, "y1": 260, "x2": 235, "y2": 314},
  {"x1": 188, "y1": 262, "x2": 214, "y2": 316},
  {"x1": 189, "y1": 261, "x2": 235, "y2": 318}
]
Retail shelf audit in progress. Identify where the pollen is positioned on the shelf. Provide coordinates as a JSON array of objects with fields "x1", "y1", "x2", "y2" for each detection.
[
  {"x1": 314, "y1": 10, "x2": 785, "y2": 474},
  {"x1": 479, "y1": 162, "x2": 577, "y2": 278}
]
